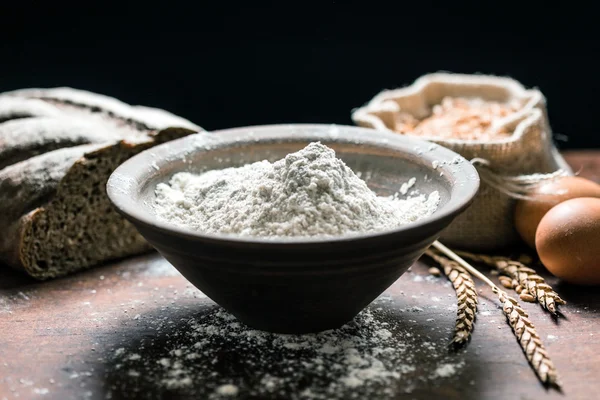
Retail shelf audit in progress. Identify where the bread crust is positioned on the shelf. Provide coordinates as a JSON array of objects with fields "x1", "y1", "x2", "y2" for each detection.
[{"x1": 0, "y1": 88, "x2": 201, "y2": 279}]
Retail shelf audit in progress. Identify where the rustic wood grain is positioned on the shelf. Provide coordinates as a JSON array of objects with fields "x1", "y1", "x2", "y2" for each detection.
[{"x1": 0, "y1": 151, "x2": 599, "y2": 400}]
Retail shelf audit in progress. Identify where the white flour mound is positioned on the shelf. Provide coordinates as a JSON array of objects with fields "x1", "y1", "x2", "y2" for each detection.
[{"x1": 154, "y1": 142, "x2": 440, "y2": 236}]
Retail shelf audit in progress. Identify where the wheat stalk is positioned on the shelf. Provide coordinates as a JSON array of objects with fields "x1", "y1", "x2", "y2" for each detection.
[
  {"x1": 455, "y1": 251, "x2": 566, "y2": 314},
  {"x1": 432, "y1": 241, "x2": 561, "y2": 389},
  {"x1": 494, "y1": 287, "x2": 561, "y2": 387},
  {"x1": 424, "y1": 249, "x2": 478, "y2": 347}
]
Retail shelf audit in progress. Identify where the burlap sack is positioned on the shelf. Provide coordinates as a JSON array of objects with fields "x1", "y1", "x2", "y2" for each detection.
[{"x1": 352, "y1": 73, "x2": 572, "y2": 251}]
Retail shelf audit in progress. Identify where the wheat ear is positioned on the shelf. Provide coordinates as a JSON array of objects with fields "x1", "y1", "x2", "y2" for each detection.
[
  {"x1": 424, "y1": 249, "x2": 478, "y2": 347},
  {"x1": 455, "y1": 250, "x2": 566, "y2": 314},
  {"x1": 432, "y1": 242, "x2": 561, "y2": 389}
]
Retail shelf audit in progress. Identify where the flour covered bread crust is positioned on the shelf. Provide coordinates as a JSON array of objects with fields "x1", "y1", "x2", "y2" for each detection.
[{"x1": 0, "y1": 88, "x2": 201, "y2": 279}]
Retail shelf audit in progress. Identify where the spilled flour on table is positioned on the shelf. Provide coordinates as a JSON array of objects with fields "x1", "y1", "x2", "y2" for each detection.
[
  {"x1": 107, "y1": 303, "x2": 465, "y2": 399},
  {"x1": 432, "y1": 362, "x2": 464, "y2": 379}
]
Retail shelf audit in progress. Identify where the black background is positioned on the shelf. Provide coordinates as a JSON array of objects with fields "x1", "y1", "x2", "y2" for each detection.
[{"x1": 1, "y1": 2, "x2": 599, "y2": 148}]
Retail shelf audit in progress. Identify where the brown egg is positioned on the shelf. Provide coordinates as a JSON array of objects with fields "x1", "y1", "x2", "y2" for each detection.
[
  {"x1": 535, "y1": 197, "x2": 600, "y2": 285},
  {"x1": 515, "y1": 176, "x2": 600, "y2": 248}
]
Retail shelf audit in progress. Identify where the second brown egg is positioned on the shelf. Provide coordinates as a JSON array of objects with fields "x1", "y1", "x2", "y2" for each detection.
[{"x1": 535, "y1": 197, "x2": 600, "y2": 285}]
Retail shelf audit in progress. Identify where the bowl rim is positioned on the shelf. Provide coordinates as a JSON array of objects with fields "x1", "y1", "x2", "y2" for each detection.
[{"x1": 107, "y1": 123, "x2": 480, "y2": 246}]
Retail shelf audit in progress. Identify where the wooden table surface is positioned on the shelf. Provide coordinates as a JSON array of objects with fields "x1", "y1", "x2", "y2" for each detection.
[{"x1": 1, "y1": 151, "x2": 599, "y2": 400}]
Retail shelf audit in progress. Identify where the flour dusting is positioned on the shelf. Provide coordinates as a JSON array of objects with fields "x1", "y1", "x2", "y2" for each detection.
[
  {"x1": 109, "y1": 305, "x2": 465, "y2": 399},
  {"x1": 154, "y1": 142, "x2": 439, "y2": 237},
  {"x1": 432, "y1": 362, "x2": 463, "y2": 378}
]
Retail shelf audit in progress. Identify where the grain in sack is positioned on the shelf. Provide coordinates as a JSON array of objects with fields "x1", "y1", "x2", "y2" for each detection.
[{"x1": 352, "y1": 73, "x2": 572, "y2": 250}]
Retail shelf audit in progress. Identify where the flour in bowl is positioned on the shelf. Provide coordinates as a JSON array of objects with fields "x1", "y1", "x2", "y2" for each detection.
[{"x1": 153, "y1": 142, "x2": 439, "y2": 237}]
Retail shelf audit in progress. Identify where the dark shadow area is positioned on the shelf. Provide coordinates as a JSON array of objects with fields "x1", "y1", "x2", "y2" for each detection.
[
  {"x1": 95, "y1": 298, "x2": 486, "y2": 400},
  {"x1": 0, "y1": 264, "x2": 35, "y2": 290},
  {"x1": 554, "y1": 282, "x2": 600, "y2": 308},
  {"x1": 1, "y1": 4, "x2": 600, "y2": 149},
  {"x1": 550, "y1": 311, "x2": 568, "y2": 327},
  {"x1": 0, "y1": 251, "x2": 159, "y2": 291}
]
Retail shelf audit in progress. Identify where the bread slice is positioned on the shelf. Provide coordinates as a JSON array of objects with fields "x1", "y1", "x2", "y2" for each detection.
[{"x1": 0, "y1": 88, "x2": 201, "y2": 279}]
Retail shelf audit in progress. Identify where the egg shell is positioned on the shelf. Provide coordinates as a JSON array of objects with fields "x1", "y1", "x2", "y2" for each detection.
[
  {"x1": 515, "y1": 176, "x2": 600, "y2": 248},
  {"x1": 535, "y1": 197, "x2": 600, "y2": 285}
]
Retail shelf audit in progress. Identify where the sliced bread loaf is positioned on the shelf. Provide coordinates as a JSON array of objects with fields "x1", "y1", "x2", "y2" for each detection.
[{"x1": 0, "y1": 88, "x2": 202, "y2": 279}]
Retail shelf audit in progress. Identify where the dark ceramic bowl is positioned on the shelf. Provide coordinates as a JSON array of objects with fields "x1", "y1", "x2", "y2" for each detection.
[{"x1": 107, "y1": 124, "x2": 479, "y2": 333}]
